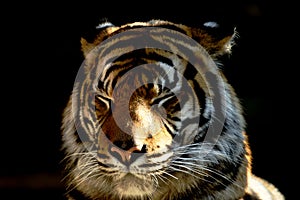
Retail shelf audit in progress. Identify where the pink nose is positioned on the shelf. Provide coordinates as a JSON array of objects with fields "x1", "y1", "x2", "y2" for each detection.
[{"x1": 110, "y1": 146, "x2": 141, "y2": 163}]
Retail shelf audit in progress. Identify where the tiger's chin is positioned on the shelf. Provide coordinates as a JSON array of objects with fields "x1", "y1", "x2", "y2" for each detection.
[{"x1": 114, "y1": 173, "x2": 156, "y2": 198}]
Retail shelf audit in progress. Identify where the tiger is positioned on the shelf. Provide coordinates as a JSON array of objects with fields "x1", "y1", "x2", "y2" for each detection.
[{"x1": 60, "y1": 19, "x2": 285, "y2": 200}]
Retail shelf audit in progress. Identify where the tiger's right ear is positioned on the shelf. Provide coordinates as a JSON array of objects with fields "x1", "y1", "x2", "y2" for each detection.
[
  {"x1": 80, "y1": 37, "x2": 96, "y2": 58},
  {"x1": 81, "y1": 21, "x2": 119, "y2": 57}
]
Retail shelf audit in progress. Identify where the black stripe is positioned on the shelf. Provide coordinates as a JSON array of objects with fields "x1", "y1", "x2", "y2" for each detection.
[
  {"x1": 101, "y1": 30, "x2": 179, "y2": 62},
  {"x1": 162, "y1": 96, "x2": 180, "y2": 111},
  {"x1": 150, "y1": 24, "x2": 188, "y2": 35},
  {"x1": 180, "y1": 83, "x2": 210, "y2": 143},
  {"x1": 132, "y1": 23, "x2": 189, "y2": 35},
  {"x1": 183, "y1": 62, "x2": 209, "y2": 127},
  {"x1": 110, "y1": 66, "x2": 131, "y2": 91},
  {"x1": 205, "y1": 151, "x2": 246, "y2": 192},
  {"x1": 243, "y1": 192, "x2": 260, "y2": 200},
  {"x1": 102, "y1": 49, "x2": 175, "y2": 92},
  {"x1": 170, "y1": 151, "x2": 246, "y2": 199},
  {"x1": 162, "y1": 119, "x2": 177, "y2": 136},
  {"x1": 107, "y1": 22, "x2": 188, "y2": 39},
  {"x1": 102, "y1": 60, "x2": 133, "y2": 85},
  {"x1": 205, "y1": 71, "x2": 223, "y2": 117},
  {"x1": 104, "y1": 49, "x2": 173, "y2": 81},
  {"x1": 73, "y1": 122, "x2": 90, "y2": 143},
  {"x1": 170, "y1": 116, "x2": 181, "y2": 121},
  {"x1": 146, "y1": 152, "x2": 167, "y2": 159},
  {"x1": 97, "y1": 153, "x2": 110, "y2": 160},
  {"x1": 138, "y1": 162, "x2": 164, "y2": 168},
  {"x1": 151, "y1": 92, "x2": 173, "y2": 105},
  {"x1": 74, "y1": 130, "x2": 83, "y2": 144}
]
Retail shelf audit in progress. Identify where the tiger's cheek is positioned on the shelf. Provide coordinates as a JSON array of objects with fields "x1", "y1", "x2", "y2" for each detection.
[
  {"x1": 98, "y1": 130, "x2": 110, "y2": 153},
  {"x1": 143, "y1": 128, "x2": 173, "y2": 153}
]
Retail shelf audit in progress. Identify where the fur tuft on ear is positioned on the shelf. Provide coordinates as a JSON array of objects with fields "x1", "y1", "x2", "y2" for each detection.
[
  {"x1": 214, "y1": 28, "x2": 237, "y2": 56},
  {"x1": 80, "y1": 37, "x2": 96, "y2": 58},
  {"x1": 191, "y1": 22, "x2": 237, "y2": 57},
  {"x1": 80, "y1": 21, "x2": 120, "y2": 57}
]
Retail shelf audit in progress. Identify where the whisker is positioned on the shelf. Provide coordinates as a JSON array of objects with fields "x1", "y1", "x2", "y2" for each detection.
[
  {"x1": 172, "y1": 157, "x2": 212, "y2": 163},
  {"x1": 66, "y1": 167, "x2": 100, "y2": 194},
  {"x1": 171, "y1": 160, "x2": 244, "y2": 193},
  {"x1": 173, "y1": 147, "x2": 233, "y2": 162},
  {"x1": 172, "y1": 159, "x2": 243, "y2": 195},
  {"x1": 151, "y1": 175, "x2": 165, "y2": 197},
  {"x1": 155, "y1": 173, "x2": 168, "y2": 185},
  {"x1": 169, "y1": 166, "x2": 198, "y2": 178},
  {"x1": 211, "y1": 115, "x2": 226, "y2": 127},
  {"x1": 169, "y1": 165, "x2": 211, "y2": 184},
  {"x1": 173, "y1": 143, "x2": 201, "y2": 150},
  {"x1": 201, "y1": 166, "x2": 244, "y2": 190},
  {"x1": 160, "y1": 170, "x2": 178, "y2": 180},
  {"x1": 156, "y1": 170, "x2": 178, "y2": 189},
  {"x1": 150, "y1": 174, "x2": 159, "y2": 187},
  {"x1": 60, "y1": 151, "x2": 98, "y2": 170}
]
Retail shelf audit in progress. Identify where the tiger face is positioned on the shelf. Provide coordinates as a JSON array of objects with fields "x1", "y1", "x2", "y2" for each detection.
[
  {"x1": 89, "y1": 51, "x2": 200, "y2": 197},
  {"x1": 61, "y1": 20, "x2": 250, "y2": 200}
]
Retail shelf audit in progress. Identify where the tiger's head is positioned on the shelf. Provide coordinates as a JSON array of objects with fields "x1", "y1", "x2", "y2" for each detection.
[{"x1": 61, "y1": 19, "x2": 250, "y2": 200}]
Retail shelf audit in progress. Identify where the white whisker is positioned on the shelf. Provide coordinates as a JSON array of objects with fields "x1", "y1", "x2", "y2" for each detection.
[
  {"x1": 155, "y1": 173, "x2": 168, "y2": 185},
  {"x1": 160, "y1": 170, "x2": 178, "y2": 180},
  {"x1": 201, "y1": 166, "x2": 244, "y2": 190}
]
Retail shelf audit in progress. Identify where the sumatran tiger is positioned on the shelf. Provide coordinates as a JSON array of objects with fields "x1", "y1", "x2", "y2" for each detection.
[{"x1": 60, "y1": 19, "x2": 285, "y2": 200}]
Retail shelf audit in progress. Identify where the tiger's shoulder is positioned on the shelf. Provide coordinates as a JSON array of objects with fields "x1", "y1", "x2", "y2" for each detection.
[{"x1": 243, "y1": 175, "x2": 285, "y2": 200}]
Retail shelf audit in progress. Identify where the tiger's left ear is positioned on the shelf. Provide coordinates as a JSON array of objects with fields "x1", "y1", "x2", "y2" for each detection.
[{"x1": 191, "y1": 21, "x2": 237, "y2": 57}]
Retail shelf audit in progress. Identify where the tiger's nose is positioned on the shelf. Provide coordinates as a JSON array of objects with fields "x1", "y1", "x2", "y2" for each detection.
[{"x1": 110, "y1": 145, "x2": 146, "y2": 164}]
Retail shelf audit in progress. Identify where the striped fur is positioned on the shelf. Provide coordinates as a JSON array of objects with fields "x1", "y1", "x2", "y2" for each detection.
[{"x1": 61, "y1": 20, "x2": 284, "y2": 200}]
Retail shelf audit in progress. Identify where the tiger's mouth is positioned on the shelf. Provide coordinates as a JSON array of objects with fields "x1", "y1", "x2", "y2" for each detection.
[
  {"x1": 114, "y1": 173, "x2": 157, "y2": 197},
  {"x1": 115, "y1": 172, "x2": 145, "y2": 181}
]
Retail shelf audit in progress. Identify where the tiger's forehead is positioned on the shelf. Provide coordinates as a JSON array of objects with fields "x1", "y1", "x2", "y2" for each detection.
[
  {"x1": 102, "y1": 20, "x2": 191, "y2": 35},
  {"x1": 112, "y1": 82, "x2": 160, "y2": 105}
]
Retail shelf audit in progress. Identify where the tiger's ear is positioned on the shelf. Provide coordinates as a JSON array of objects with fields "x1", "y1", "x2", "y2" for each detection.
[
  {"x1": 80, "y1": 37, "x2": 96, "y2": 57},
  {"x1": 192, "y1": 21, "x2": 237, "y2": 57},
  {"x1": 81, "y1": 21, "x2": 119, "y2": 57}
]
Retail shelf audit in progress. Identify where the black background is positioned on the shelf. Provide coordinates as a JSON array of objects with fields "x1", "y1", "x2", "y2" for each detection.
[{"x1": 1, "y1": 1, "x2": 296, "y2": 199}]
